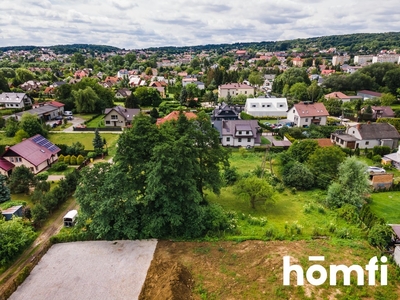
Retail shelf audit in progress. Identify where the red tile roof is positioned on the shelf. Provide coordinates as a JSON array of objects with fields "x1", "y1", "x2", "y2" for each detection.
[
  {"x1": 294, "y1": 102, "x2": 329, "y2": 117},
  {"x1": 47, "y1": 100, "x2": 65, "y2": 107},
  {"x1": 156, "y1": 111, "x2": 197, "y2": 125},
  {"x1": 219, "y1": 83, "x2": 253, "y2": 89},
  {"x1": 0, "y1": 158, "x2": 14, "y2": 171},
  {"x1": 316, "y1": 138, "x2": 334, "y2": 147}
]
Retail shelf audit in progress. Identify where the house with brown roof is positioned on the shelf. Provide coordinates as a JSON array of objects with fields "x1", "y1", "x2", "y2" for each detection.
[
  {"x1": 218, "y1": 83, "x2": 255, "y2": 98},
  {"x1": 287, "y1": 102, "x2": 329, "y2": 128},
  {"x1": 115, "y1": 88, "x2": 132, "y2": 99},
  {"x1": 213, "y1": 120, "x2": 261, "y2": 147},
  {"x1": 331, "y1": 122, "x2": 400, "y2": 150},
  {"x1": 1, "y1": 135, "x2": 60, "y2": 174},
  {"x1": 325, "y1": 92, "x2": 362, "y2": 103},
  {"x1": 357, "y1": 90, "x2": 382, "y2": 100},
  {"x1": 104, "y1": 106, "x2": 140, "y2": 127},
  {"x1": 361, "y1": 106, "x2": 395, "y2": 119},
  {"x1": 156, "y1": 111, "x2": 197, "y2": 126}
]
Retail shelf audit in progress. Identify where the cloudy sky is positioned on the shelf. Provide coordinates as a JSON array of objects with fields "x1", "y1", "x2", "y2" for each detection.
[{"x1": 1, "y1": 0, "x2": 399, "y2": 49}]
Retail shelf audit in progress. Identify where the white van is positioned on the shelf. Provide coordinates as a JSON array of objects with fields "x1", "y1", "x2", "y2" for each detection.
[{"x1": 63, "y1": 111, "x2": 73, "y2": 116}]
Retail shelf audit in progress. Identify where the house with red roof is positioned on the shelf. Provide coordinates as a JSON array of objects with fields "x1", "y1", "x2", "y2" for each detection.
[
  {"x1": 156, "y1": 111, "x2": 197, "y2": 126},
  {"x1": 287, "y1": 102, "x2": 329, "y2": 128},
  {"x1": 1, "y1": 135, "x2": 60, "y2": 175},
  {"x1": 325, "y1": 92, "x2": 362, "y2": 103},
  {"x1": 0, "y1": 158, "x2": 14, "y2": 177}
]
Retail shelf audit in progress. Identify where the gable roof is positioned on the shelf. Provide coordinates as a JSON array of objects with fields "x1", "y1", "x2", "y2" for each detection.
[
  {"x1": 104, "y1": 106, "x2": 140, "y2": 122},
  {"x1": 245, "y1": 98, "x2": 288, "y2": 112},
  {"x1": 0, "y1": 158, "x2": 14, "y2": 171},
  {"x1": 156, "y1": 111, "x2": 197, "y2": 125},
  {"x1": 0, "y1": 93, "x2": 28, "y2": 104},
  {"x1": 316, "y1": 138, "x2": 334, "y2": 147},
  {"x1": 46, "y1": 100, "x2": 65, "y2": 108},
  {"x1": 216, "y1": 120, "x2": 261, "y2": 143},
  {"x1": 219, "y1": 83, "x2": 254, "y2": 90},
  {"x1": 293, "y1": 102, "x2": 329, "y2": 117},
  {"x1": 358, "y1": 90, "x2": 382, "y2": 97},
  {"x1": 3, "y1": 135, "x2": 60, "y2": 167},
  {"x1": 371, "y1": 106, "x2": 395, "y2": 118},
  {"x1": 356, "y1": 123, "x2": 400, "y2": 140}
]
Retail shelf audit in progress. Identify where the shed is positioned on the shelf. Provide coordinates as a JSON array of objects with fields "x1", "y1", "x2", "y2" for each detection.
[
  {"x1": 1, "y1": 205, "x2": 23, "y2": 221},
  {"x1": 63, "y1": 210, "x2": 78, "y2": 227},
  {"x1": 371, "y1": 173, "x2": 394, "y2": 190}
]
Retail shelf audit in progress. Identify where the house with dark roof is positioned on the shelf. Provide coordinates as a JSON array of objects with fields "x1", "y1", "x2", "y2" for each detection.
[
  {"x1": 357, "y1": 90, "x2": 382, "y2": 100},
  {"x1": 331, "y1": 122, "x2": 400, "y2": 150},
  {"x1": 287, "y1": 102, "x2": 329, "y2": 128},
  {"x1": 211, "y1": 103, "x2": 240, "y2": 122},
  {"x1": 362, "y1": 106, "x2": 396, "y2": 119},
  {"x1": 104, "y1": 106, "x2": 140, "y2": 127},
  {"x1": 115, "y1": 88, "x2": 132, "y2": 99},
  {"x1": 1, "y1": 135, "x2": 60, "y2": 174},
  {"x1": 0, "y1": 158, "x2": 14, "y2": 177},
  {"x1": 213, "y1": 120, "x2": 261, "y2": 147},
  {"x1": 0, "y1": 93, "x2": 33, "y2": 109},
  {"x1": 383, "y1": 148, "x2": 400, "y2": 170},
  {"x1": 14, "y1": 101, "x2": 64, "y2": 121}
]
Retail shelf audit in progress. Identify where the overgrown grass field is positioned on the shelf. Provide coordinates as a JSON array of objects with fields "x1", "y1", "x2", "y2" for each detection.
[
  {"x1": 370, "y1": 191, "x2": 400, "y2": 224},
  {"x1": 48, "y1": 133, "x2": 120, "y2": 153}
]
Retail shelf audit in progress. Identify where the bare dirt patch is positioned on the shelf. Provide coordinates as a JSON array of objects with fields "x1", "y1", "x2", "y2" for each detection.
[{"x1": 145, "y1": 240, "x2": 400, "y2": 300}]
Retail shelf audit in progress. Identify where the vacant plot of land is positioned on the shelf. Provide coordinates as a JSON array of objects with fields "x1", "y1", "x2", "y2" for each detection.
[
  {"x1": 48, "y1": 132, "x2": 120, "y2": 152},
  {"x1": 370, "y1": 191, "x2": 400, "y2": 224},
  {"x1": 10, "y1": 240, "x2": 157, "y2": 300}
]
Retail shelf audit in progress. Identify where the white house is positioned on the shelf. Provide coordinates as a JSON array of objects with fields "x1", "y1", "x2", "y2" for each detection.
[
  {"x1": 213, "y1": 120, "x2": 261, "y2": 147},
  {"x1": 218, "y1": 83, "x2": 255, "y2": 98},
  {"x1": 331, "y1": 122, "x2": 400, "y2": 150},
  {"x1": 0, "y1": 93, "x2": 33, "y2": 109},
  {"x1": 244, "y1": 98, "x2": 288, "y2": 117},
  {"x1": 287, "y1": 102, "x2": 329, "y2": 128}
]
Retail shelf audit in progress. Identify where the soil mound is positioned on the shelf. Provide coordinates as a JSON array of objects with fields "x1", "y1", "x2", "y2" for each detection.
[{"x1": 139, "y1": 259, "x2": 194, "y2": 300}]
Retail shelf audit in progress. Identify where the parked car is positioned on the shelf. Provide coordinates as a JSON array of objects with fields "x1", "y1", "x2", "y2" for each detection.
[
  {"x1": 66, "y1": 116, "x2": 74, "y2": 120},
  {"x1": 63, "y1": 111, "x2": 73, "y2": 116},
  {"x1": 367, "y1": 166, "x2": 386, "y2": 175},
  {"x1": 54, "y1": 116, "x2": 63, "y2": 120}
]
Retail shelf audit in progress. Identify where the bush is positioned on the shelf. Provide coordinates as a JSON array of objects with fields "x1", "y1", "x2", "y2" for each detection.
[
  {"x1": 372, "y1": 146, "x2": 391, "y2": 156},
  {"x1": 51, "y1": 162, "x2": 68, "y2": 171},
  {"x1": 223, "y1": 166, "x2": 239, "y2": 185},
  {"x1": 58, "y1": 154, "x2": 65, "y2": 162},
  {"x1": 36, "y1": 172, "x2": 49, "y2": 181},
  {"x1": 337, "y1": 204, "x2": 359, "y2": 224},
  {"x1": 240, "y1": 112, "x2": 254, "y2": 120},
  {"x1": 64, "y1": 155, "x2": 71, "y2": 165},
  {"x1": 77, "y1": 154, "x2": 85, "y2": 165},
  {"x1": 70, "y1": 155, "x2": 77, "y2": 165},
  {"x1": 368, "y1": 224, "x2": 393, "y2": 249},
  {"x1": 282, "y1": 162, "x2": 314, "y2": 190},
  {"x1": 372, "y1": 154, "x2": 382, "y2": 163}
]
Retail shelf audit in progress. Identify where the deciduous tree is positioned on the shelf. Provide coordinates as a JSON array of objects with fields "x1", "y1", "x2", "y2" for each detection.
[{"x1": 234, "y1": 176, "x2": 275, "y2": 209}]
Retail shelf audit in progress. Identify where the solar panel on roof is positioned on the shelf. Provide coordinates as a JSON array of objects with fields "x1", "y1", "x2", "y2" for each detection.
[{"x1": 31, "y1": 135, "x2": 59, "y2": 152}]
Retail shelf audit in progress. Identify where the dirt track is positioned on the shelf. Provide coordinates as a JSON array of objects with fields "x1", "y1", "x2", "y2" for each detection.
[{"x1": 0, "y1": 200, "x2": 78, "y2": 299}]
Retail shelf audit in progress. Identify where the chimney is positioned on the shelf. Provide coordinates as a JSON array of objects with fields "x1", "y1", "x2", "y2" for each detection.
[
  {"x1": 367, "y1": 121, "x2": 371, "y2": 125},
  {"x1": 357, "y1": 123, "x2": 361, "y2": 130}
]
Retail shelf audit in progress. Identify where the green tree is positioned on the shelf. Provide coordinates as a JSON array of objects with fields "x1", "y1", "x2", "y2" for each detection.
[
  {"x1": 323, "y1": 98, "x2": 342, "y2": 116},
  {"x1": 0, "y1": 217, "x2": 36, "y2": 266},
  {"x1": 19, "y1": 113, "x2": 46, "y2": 137},
  {"x1": 326, "y1": 157, "x2": 371, "y2": 208},
  {"x1": 218, "y1": 57, "x2": 232, "y2": 70},
  {"x1": 92, "y1": 128, "x2": 104, "y2": 155},
  {"x1": 234, "y1": 176, "x2": 275, "y2": 209},
  {"x1": 4, "y1": 117, "x2": 19, "y2": 137},
  {"x1": 248, "y1": 72, "x2": 263, "y2": 86},
  {"x1": 15, "y1": 68, "x2": 35, "y2": 85},
  {"x1": 286, "y1": 139, "x2": 319, "y2": 163},
  {"x1": 72, "y1": 86, "x2": 98, "y2": 113},
  {"x1": 71, "y1": 52, "x2": 85, "y2": 66},
  {"x1": 0, "y1": 174, "x2": 10, "y2": 203},
  {"x1": 0, "y1": 73, "x2": 10, "y2": 93},
  {"x1": 307, "y1": 80, "x2": 322, "y2": 102},
  {"x1": 134, "y1": 86, "x2": 161, "y2": 107},
  {"x1": 31, "y1": 204, "x2": 49, "y2": 227},
  {"x1": 179, "y1": 86, "x2": 188, "y2": 105},
  {"x1": 8, "y1": 165, "x2": 36, "y2": 194},
  {"x1": 383, "y1": 68, "x2": 400, "y2": 94},
  {"x1": 14, "y1": 129, "x2": 30, "y2": 143},
  {"x1": 289, "y1": 82, "x2": 309, "y2": 101},
  {"x1": 125, "y1": 52, "x2": 137, "y2": 65},
  {"x1": 380, "y1": 93, "x2": 396, "y2": 106},
  {"x1": 282, "y1": 162, "x2": 314, "y2": 190},
  {"x1": 307, "y1": 146, "x2": 346, "y2": 189},
  {"x1": 125, "y1": 93, "x2": 140, "y2": 108}
]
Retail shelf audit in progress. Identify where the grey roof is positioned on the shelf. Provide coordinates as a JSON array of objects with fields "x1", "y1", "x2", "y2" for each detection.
[
  {"x1": 0, "y1": 93, "x2": 28, "y2": 104},
  {"x1": 15, "y1": 104, "x2": 59, "y2": 117},
  {"x1": 332, "y1": 133, "x2": 359, "y2": 142},
  {"x1": 357, "y1": 123, "x2": 400, "y2": 140},
  {"x1": 217, "y1": 119, "x2": 261, "y2": 143},
  {"x1": 104, "y1": 106, "x2": 140, "y2": 122}
]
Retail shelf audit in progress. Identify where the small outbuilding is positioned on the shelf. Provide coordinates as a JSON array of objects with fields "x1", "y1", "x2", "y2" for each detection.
[
  {"x1": 1, "y1": 205, "x2": 23, "y2": 221},
  {"x1": 63, "y1": 210, "x2": 78, "y2": 227}
]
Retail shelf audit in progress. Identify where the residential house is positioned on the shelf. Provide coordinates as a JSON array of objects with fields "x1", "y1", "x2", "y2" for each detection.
[
  {"x1": 292, "y1": 57, "x2": 303, "y2": 67},
  {"x1": 357, "y1": 90, "x2": 382, "y2": 100},
  {"x1": 287, "y1": 102, "x2": 329, "y2": 128},
  {"x1": 14, "y1": 101, "x2": 64, "y2": 121},
  {"x1": 332, "y1": 55, "x2": 350, "y2": 66},
  {"x1": 0, "y1": 93, "x2": 33, "y2": 109},
  {"x1": 331, "y1": 122, "x2": 400, "y2": 150},
  {"x1": 213, "y1": 120, "x2": 261, "y2": 147},
  {"x1": 211, "y1": 103, "x2": 241, "y2": 122},
  {"x1": 115, "y1": 88, "x2": 132, "y2": 99},
  {"x1": 156, "y1": 111, "x2": 197, "y2": 126},
  {"x1": 104, "y1": 106, "x2": 140, "y2": 127},
  {"x1": 20, "y1": 80, "x2": 47, "y2": 93},
  {"x1": 383, "y1": 148, "x2": 400, "y2": 170},
  {"x1": 244, "y1": 98, "x2": 288, "y2": 117},
  {"x1": 324, "y1": 92, "x2": 362, "y2": 103},
  {"x1": 360, "y1": 106, "x2": 395, "y2": 119},
  {"x1": 1, "y1": 134, "x2": 60, "y2": 174},
  {"x1": 149, "y1": 81, "x2": 167, "y2": 98},
  {"x1": 218, "y1": 83, "x2": 255, "y2": 98}
]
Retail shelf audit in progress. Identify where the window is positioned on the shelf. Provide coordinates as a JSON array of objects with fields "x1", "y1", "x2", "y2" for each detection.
[
  {"x1": 105, "y1": 121, "x2": 110, "y2": 124},
  {"x1": 279, "y1": 104, "x2": 283, "y2": 107},
  {"x1": 247, "y1": 138, "x2": 251, "y2": 142},
  {"x1": 246, "y1": 131, "x2": 249, "y2": 134},
  {"x1": 10, "y1": 158, "x2": 14, "y2": 162},
  {"x1": 238, "y1": 138, "x2": 242, "y2": 142},
  {"x1": 365, "y1": 141, "x2": 369, "y2": 145},
  {"x1": 245, "y1": 91, "x2": 247, "y2": 94},
  {"x1": 293, "y1": 109, "x2": 295, "y2": 113},
  {"x1": 111, "y1": 115, "x2": 118, "y2": 120},
  {"x1": 252, "y1": 104, "x2": 256, "y2": 107},
  {"x1": 238, "y1": 131, "x2": 242, "y2": 134},
  {"x1": 305, "y1": 118, "x2": 308, "y2": 122},
  {"x1": 226, "y1": 137, "x2": 230, "y2": 142},
  {"x1": 16, "y1": 157, "x2": 22, "y2": 162},
  {"x1": 262, "y1": 105, "x2": 265, "y2": 107},
  {"x1": 267, "y1": 104, "x2": 270, "y2": 107}
]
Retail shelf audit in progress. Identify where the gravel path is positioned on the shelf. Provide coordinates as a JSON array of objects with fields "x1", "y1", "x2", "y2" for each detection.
[{"x1": 9, "y1": 240, "x2": 158, "y2": 300}]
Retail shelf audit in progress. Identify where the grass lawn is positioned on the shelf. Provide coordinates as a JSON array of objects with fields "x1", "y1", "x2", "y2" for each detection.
[
  {"x1": 46, "y1": 167, "x2": 76, "y2": 176},
  {"x1": 85, "y1": 115, "x2": 105, "y2": 127},
  {"x1": 261, "y1": 136, "x2": 271, "y2": 145},
  {"x1": 48, "y1": 132, "x2": 120, "y2": 152},
  {"x1": 73, "y1": 113, "x2": 99, "y2": 122},
  {"x1": 0, "y1": 133, "x2": 17, "y2": 145},
  {"x1": 370, "y1": 191, "x2": 400, "y2": 223},
  {"x1": 229, "y1": 151, "x2": 264, "y2": 173}
]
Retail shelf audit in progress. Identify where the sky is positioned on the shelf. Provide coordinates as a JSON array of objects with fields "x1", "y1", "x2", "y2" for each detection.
[{"x1": 1, "y1": 0, "x2": 399, "y2": 50}]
